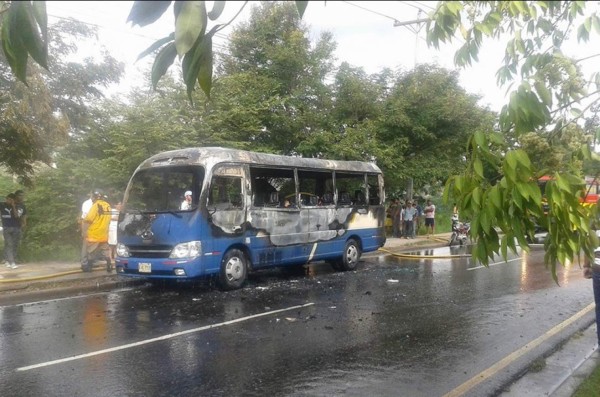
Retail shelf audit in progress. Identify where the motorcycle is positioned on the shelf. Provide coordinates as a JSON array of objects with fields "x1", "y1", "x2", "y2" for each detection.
[{"x1": 449, "y1": 215, "x2": 471, "y2": 246}]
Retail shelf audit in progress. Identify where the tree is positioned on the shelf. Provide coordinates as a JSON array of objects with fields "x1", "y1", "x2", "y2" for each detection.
[
  {"x1": 0, "y1": 15, "x2": 123, "y2": 184},
  {"x1": 206, "y1": 1, "x2": 336, "y2": 154},
  {"x1": 2, "y1": 1, "x2": 309, "y2": 101},
  {"x1": 22, "y1": 75, "x2": 204, "y2": 259},
  {"x1": 427, "y1": 1, "x2": 600, "y2": 279},
  {"x1": 379, "y1": 64, "x2": 496, "y2": 189}
]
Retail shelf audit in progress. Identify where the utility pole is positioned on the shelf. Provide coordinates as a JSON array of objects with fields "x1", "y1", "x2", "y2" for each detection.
[{"x1": 393, "y1": 13, "x2": 429, "y2": 68}]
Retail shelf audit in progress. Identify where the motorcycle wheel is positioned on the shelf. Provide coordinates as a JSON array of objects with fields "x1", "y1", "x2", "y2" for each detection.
[{"x1": 449, "y1": 232, "x2": 457, "y2": 246}]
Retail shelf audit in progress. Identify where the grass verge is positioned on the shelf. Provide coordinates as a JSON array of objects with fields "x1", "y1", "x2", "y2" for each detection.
[{"x1": 572, "y1": 362, "x2": 600, "y2": 397}]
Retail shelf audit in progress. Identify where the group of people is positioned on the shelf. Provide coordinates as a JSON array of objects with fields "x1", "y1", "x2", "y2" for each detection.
[
  {"x1": 1, "y1": 190, "x2": 27, "y2": 269},
  {"x1": 79, "y1": 190, "x2": 121, "y2": 272},
  {"x1": 388, "y1": 198, "x2": 436, "y2": 239}
]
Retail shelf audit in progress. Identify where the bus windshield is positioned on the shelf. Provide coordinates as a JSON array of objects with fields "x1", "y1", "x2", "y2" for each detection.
[{"x1": 124, "y1": 166, "x2": 204, "y2": 213}]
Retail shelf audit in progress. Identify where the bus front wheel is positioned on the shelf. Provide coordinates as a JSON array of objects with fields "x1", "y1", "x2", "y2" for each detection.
[
  {"x1": 219, "y1": 249, "x2": 247, "y2": 290},
  {"x1": 339, "y1": 239, "x2": 361, "y2": 271}
]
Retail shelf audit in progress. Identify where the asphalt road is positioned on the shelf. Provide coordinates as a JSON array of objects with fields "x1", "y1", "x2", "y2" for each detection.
[{"x1": 0, "y1": 245, "x2": 595, "y2": 397}]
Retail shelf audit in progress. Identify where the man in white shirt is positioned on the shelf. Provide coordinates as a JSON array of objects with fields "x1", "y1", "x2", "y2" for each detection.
[
  {"x1": 80, "y1": 192, "x2": 93, "y2": 261},
  {"x1": 181, "y1": 191, "x2": 193, "y2": 210}
]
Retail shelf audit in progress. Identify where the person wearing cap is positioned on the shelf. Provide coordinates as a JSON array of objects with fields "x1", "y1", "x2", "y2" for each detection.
[
  {"x1": 181, "y1": 191, "x2": 193, "y2": 210},
  {"x1": 81, "y1": 190, "x2": 112, "y2": 272}
]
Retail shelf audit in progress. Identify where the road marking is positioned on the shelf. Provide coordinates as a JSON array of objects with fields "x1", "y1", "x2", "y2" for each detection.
[
  {"x1": 0, "y1": 288, "x2": 137, "y2": 310},
  {"x1": 443, "y1": 302, "x2": 596, "y2": 397},
  {"x1": 16, "y1": 302, "x2": 315, "y2": 372},
  {"x1": 468, "y1": 257, "x2": 522, "y2": 271}
]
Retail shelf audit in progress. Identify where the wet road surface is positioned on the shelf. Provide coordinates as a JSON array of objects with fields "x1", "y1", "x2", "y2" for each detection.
[{"x1": 0, "y1": 246, "x2": 595, "y2": 396}]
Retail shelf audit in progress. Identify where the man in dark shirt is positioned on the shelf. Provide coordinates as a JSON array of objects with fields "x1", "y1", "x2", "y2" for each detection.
[{"x1": 1, "y1": 192, "x2": 26, "y2": 269}]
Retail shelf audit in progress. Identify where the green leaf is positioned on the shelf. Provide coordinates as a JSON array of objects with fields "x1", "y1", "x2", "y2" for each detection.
[
  {"x1": 534, "y1": 81, "x2": 552, "y2": 106},
  {"x1": 16, "y1": 2, "x2": 48, "y2": 69},
  {"x1": 175, "y1": 1, "x2": 207, "y2": 56},
  {"x1": 592, "y1": 15, "x2": 600, "y2": 34},
  {"x1": 32, "y1": 1, "x2": 48, "y2": 42},
  {"x1": 127, "y1": 1, "x2": 172, "y2": 27},
  {"x1": 474, "y1": 158, "x2": 484, "y2": 178},
  {"x1": 136, "y1": 33, "x2": 175, "y2": 62},
  {"x1": 578, "y1": 21, "x2": 590, "y2": 42},
  {"x1": 208, "y1": 0, "x2": 226, "y2": 20},
  {"x1": 446, "y1": 1, "x2": 463, "y2": 16},
  {"x1": 295, "y1": 1, "x2": 308, "y2": 18},
  {"x1": 514, "y1": 149, "x2": 532, "y2": 172},
  {"x1": 506, "y1": 150, "x2": 518, "y2": 170},
  {"x1": 151, "y1": 42, "x2": 177, "y2": 89},
  {"x1": 584, "y1": 16, "x2": 592, "y2": 32},
  {"x1": 196, "y1": 34, "x2": 213, "y2": 99},
  {"x1": 489, "y1": 185, "x2": 502, "y2": 210},
  {"x1": 2, "y1": 7, "x2": 28, "y2": 83},
  {"x1": 473, "y1": 130, "x2": 485, "y2": 148},
  {"x1": 182, "y1": 31, "x2": 214, "y2": 100}
]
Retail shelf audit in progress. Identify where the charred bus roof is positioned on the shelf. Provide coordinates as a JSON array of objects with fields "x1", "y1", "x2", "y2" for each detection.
[{"x1": 136, "y1": 147, "x2": 383, "y2": 174}]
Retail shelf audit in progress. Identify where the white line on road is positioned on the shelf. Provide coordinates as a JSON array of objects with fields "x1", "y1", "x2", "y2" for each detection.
[
  {"x1": 468, "y1": 257, "x2": 522, "y2": 271},
  {"x1": 0, "y1": 288, "x2": 137, "y2": 310},
  {"x1": 16, "y1": 302, "x2": 315, "y2": 372}
]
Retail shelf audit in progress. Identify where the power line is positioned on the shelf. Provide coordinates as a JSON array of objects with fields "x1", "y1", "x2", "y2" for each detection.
[
  {"x1": 413, "y1": 1, "x2": 436, "y2": 11},
  {"x1": 48, "y1": 12, "x2": 231, "y2": 44},
  {"x1": 340, "y1": 1, "x2": 425, "y2": 34},
  {"x1": 341, "y1": 1, "x2": 399, "y2": 22}
]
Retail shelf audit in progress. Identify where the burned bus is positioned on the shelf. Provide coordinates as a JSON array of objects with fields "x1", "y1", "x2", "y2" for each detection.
[{"x1": 115, "y1": 147, "x2": 386, "y2": 290}]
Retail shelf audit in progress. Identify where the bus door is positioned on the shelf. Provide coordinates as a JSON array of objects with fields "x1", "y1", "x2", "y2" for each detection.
[
  {"x1": 248, "y1": 167, "x2": 306, "y2": 267},
  {"x1": 206, "y1": 165, "x2": 246, "y2": 240},
  {"x1": 298, "y1": 169, "x2": 337, "y2": 261}
]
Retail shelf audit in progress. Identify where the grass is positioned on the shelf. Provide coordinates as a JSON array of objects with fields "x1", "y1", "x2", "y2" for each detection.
[{"x1": 572, "y1": 361, "x2": 600, "y2": 396}]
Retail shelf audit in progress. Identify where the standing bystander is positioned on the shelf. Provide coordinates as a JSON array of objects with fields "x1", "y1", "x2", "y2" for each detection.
[
  {"x1": 389, "y1": 199, "x2": 400, "y2": 237},
  {"x1": 415, "y1": 200, "x2": 423, "y2": 236},
  {"x1": 79, "y1": 192, "x2": 93, "y2": 263},
  {"x1": 81, "y1": 190, "x2": 112, "y2": 272},
  {"x1": 403, "y1": 200, "x2": 418, "y2": 239},
  {"x1": 1, "y1": 192, "x2": 26, "y2": 269},
  {"x1": 108, "y1": 201, "x2": 122, "y2": 260},
  {"x1": 584, "y1": 248, "x2": 600, "y2": 345},
  {"x1": 424, "y1": 199, "x2": 436, "y2": 236}
]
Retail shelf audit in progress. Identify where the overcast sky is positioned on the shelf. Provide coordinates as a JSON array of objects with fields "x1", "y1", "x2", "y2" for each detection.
[{"x1": 45, "y1": 1, "x2": 597, "y2": 112}]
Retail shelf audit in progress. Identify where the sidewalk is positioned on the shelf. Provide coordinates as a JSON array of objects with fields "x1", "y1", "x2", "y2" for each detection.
[{"x1": 0, "y1": 232, "x2": 597, "y2": 396}]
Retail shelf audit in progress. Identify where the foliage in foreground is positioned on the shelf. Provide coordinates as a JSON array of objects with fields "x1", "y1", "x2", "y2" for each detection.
[{"x1": 428, "y1": 1, "x2": 600, "y2": 279}]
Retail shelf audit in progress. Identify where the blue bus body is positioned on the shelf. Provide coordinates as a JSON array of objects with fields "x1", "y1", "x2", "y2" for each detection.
[{"x1": 115, "y1": 147, "x2": 386, "y2": 289}]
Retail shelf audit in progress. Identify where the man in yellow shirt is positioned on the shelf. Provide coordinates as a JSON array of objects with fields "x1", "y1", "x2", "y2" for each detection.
[{"x1": 82, "y1": 190, "x2": 112, "y2": 272}]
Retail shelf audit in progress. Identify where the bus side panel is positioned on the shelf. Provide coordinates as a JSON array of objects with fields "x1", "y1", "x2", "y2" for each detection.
[
  {"x1": 306, "y1": 206, "x2": 386, "y2": 262},
  {"x1": 247, "y1": 208, "x2": 309, "y2": 268}
]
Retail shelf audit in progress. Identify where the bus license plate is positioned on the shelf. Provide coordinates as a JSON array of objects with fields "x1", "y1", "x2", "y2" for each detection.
[{"x1": 139, "y1": 263, "x2": 151, "y2": 273}]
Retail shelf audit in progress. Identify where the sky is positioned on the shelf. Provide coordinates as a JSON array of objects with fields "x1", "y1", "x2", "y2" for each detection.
[{"x1": 44, "y1": 1, "x2": 597, "y2": 112}]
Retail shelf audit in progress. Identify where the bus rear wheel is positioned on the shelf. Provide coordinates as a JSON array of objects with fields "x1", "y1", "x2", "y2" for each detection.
[
  {"x1": 339, "y1": 238, "x2": 361, "y2": 271},
  {"x1": 219, "y1": 249, "x2": 247, "y2": 290}
]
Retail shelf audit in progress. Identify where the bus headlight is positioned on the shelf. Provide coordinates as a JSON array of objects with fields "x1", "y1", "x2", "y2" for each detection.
[
  {"x1": 116, "y1": 243, "x2": 130, "y2": 257},
  {"x1": 170, "y1": 241, "x2": 202, "y2": 259}
]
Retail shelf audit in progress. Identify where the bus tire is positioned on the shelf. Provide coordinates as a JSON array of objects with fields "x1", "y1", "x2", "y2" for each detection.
[
  {"x1": 219, "y1": 249, "x2": 247, "y2": 290},
  {"x1": 340, "y1": 238, "x2": 361, "y2": 271}
]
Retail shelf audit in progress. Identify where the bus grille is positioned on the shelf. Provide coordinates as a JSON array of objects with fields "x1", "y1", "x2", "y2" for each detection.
[{"x1": 128, "y1": 245, "x2": 173, "y2": 258}]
